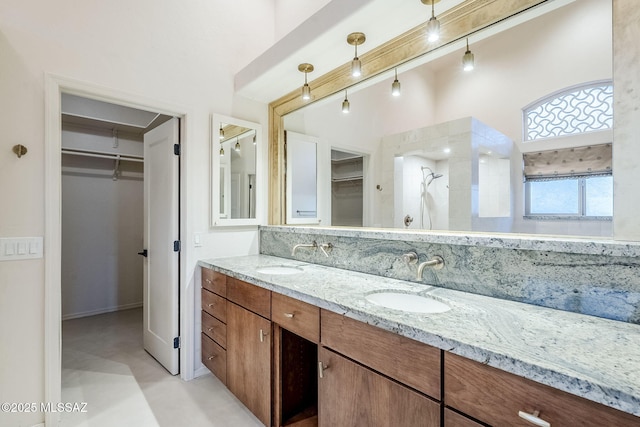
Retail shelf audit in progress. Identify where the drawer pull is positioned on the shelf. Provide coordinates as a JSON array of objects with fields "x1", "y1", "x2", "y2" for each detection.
[
  {"x1": 283, "y1": 312, "x2": 295, "y2": 319},
  {"x1": 318, "y1": 361, "x2": 329, "y2": 379},
  {"x1": 207, "y1": 303, "x2": 214, "y2": 308},
  {"x1": 207, "y1": 327, "x2": 214, "y2": 333},
  {"x1": 518, "y1": 410, "x2": 550, "y2": 427},
  {"x1": 259, "y1": 329, "x2": 269, "y2": 343},
  {"x1": 207, "y1": 355, "x2": 217, "y2": 361},
  {"x1": 205, "y1": 278, "x2": 212, "y2": 284}
]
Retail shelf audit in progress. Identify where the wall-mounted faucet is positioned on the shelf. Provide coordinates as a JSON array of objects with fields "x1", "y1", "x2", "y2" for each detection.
[
  {"x1": 319, "y1": 242, "x2": 333, "y2": 257},
  {"x1": 416, "y1": 255, "x2": 444, "y2": 280},
  {"x1": 291, "y1": 240, "x2": 318, "y2": 256}
]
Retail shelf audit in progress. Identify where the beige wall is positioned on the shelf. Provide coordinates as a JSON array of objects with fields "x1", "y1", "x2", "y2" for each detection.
[{"x1": 0, "y1": 1, "x2": 276, "y2": 425}]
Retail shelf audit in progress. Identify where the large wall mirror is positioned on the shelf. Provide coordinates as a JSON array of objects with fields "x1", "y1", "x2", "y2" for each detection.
[
  {"x1": 274, "y1": 0, "x2": 616, "y2": 238},
  {"x1": 211, "y1": 114, "x2": 264, "y2": 227}
]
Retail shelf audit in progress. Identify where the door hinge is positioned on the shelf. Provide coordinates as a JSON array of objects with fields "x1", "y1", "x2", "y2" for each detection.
[
  {"x1": 173, "y1": 240, "x2": 180, "y2": 252},
  {"x1": 173, "y1": 336, "x2": 180, "y2": 349},
  {"x1": 174, "y1": 144, "x2": 180, "y2": 156}
]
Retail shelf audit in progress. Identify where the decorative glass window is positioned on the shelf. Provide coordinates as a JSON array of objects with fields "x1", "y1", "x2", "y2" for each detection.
[{"x1": 523, "y1": 81, "x2": 613, "y2": 141}]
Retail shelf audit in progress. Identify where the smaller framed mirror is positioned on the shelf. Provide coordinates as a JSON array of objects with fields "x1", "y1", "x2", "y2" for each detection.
[{"x1": 211, "y1": 114, "x2": 264, "y2": 227}]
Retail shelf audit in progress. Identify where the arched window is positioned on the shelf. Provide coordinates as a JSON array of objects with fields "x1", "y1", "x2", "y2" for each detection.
[
  {"x1": 523, "y1": 81, "x2": 613, "y2": 142},
  {"x1": 522, "y1": 81, "x2": 613, "y2": 218}
]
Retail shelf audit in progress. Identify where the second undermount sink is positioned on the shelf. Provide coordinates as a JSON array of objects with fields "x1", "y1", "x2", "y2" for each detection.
[
  {"x1": 255, "y1": 265, "x2": 304, "y2": 275},
  {"x1": 366, "y1": 292, "x2": 451, "y2": 314}
]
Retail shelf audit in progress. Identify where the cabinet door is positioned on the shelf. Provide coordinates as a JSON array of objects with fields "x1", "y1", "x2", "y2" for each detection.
[
  {"x1": 318, "y1": 347, "x2": 440, "y2": 427},
  {"x1": 227, "y1": 302, "x2": 272, "y2": 426}
]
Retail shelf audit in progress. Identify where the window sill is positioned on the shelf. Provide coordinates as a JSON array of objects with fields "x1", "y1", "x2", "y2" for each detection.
[{"x1": 524, "y1": 215, "x2": 612, "y2": 221}]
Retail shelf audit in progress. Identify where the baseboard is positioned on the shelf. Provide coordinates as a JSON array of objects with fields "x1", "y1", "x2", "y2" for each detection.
[
  {"x1": 62, "y1": 302, "x2": 143, "y2": 320},
  {"x1": 194, "y1": 366, "x2": 211, "y2": 378}
]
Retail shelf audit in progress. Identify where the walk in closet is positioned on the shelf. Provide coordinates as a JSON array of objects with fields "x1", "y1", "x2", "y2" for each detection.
[
  {"x1": 61, "y1": 94, "x2": 170, "y2": 319},
  {"x1": 330, "y1": 149, "x2": 363, "y2": 226}
]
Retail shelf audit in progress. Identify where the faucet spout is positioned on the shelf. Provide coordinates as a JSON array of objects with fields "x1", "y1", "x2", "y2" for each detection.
[
  {"x1": 291, "y1": 240, "x2": 318, "y2": 256},
  {"x1": 416, "y1": 255, "x2": 444, "y2": 280}
]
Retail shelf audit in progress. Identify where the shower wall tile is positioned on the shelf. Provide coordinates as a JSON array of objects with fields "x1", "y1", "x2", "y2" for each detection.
[{"x1": 260, "y1": 225, "x2": 640, "y2": 324}]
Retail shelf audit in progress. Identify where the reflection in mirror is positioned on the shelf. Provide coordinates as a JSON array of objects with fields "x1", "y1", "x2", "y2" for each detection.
[
  {"x1": 282, "y1": 0, "x2": 612, "y2": 237},
  {"x1": 211, "y1": 114, "x2": 263, "y2": 227},
  {"x1": 286, "y1": 131, "x2": 319, "y2": 224}
]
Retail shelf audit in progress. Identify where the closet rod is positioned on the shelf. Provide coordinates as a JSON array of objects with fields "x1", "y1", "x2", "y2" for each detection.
[{"x1": 62, "y1": 149, "x2": 144, "y2": 163}]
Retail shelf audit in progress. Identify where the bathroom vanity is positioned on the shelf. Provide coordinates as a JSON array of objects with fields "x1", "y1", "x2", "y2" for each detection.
[{"x1": 199, "y1": 255, "x2": 640, "y2": 427}]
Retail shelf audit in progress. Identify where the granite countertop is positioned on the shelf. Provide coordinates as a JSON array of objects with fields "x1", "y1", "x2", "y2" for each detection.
[{"x1": 199, "y1": 254, "x2": 640, "y2": 417}]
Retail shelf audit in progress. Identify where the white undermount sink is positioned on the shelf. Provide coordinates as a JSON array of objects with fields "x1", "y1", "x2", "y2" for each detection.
[
  {"x1": 255, "y1": 265, "x2": 304, "y2": 275},
  {"x1": 366, "y1": 292, "x2": 451, "y2": 314}
]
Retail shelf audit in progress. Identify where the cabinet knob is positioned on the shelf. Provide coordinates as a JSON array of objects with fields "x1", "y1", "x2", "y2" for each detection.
[
  {"x1": 207, "y1": 303, "x2": 214, "y2": 308},
  {"x1": 207, "y1": 327, "x2": 214, "y2": 333},
  {"x1": 207, "y1": 355, "x2": 216, "y2": 361},
  {"x1": 518, "y1": 410, "x2": 550, "y2": 427},
  {"x1": 205, "y1": 278, "x2": 212, "y2": 284},
  {"x1": 283, "y1": 312, "x2": 295, "y2": 319},
  {"x1": 259, "y1": 329, "x2": 270, "y2": 343},
  {"x1": 318, "y1": 361, "x2": 329, "y2": 379}
]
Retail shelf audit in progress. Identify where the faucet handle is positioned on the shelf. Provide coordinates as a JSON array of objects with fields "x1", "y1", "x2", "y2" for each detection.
[
  {"x1": 319, "y1": 242, "x2": 333, "y2": 257},
  {"x1": 402, "y1": 251, "x2": 418, "y2": 265}
]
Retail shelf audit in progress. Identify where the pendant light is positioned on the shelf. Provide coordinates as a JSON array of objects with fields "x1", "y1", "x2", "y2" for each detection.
[
  {"x1": 234, "y1": 137, "x2": 241, "y2": 152},
  {"x1": 298, "y1": 63, "x2": 314, "y2": 100},
  {"x1": 219, "y1": 145, "x2": 225, "y2": 156},
  {"x1": 391, "y1": 68, "x2": 401, "y2": 97},
  {"x1": 347, "y1": 32, "x2": 366, "y2": 78},
  {"x1": 342, "y1": 90, "x2": 350, "y2": 113},
  {"x1": 219, "y1": 124, "x2": 224, "y2": 140},
  {"x1": 462, "y1": 38, "x2": 475, "y2": 72},
  {"x1": 253, "y1": 130, "x2": 257, "y2": 145},
  {"x1": 423, "y1": 0, "x2": 440, "y2": 43}
]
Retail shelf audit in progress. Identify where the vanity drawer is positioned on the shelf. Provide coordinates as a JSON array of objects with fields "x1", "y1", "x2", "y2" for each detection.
[
  {"x1": 202, "y1": 311, "x2": 227, "y2": 349},
  {"x1": 444, "y1": 352, "x2": 640, "y2": 427},
  {"x1": 272, "y1": 292, "x2": 320, "y2": 342},
  {"x1": 202, "y1": 333, "x2": 227, "y2": 385},
  {"x1": 444, "y1": 409, "x2": 483, "y2": 427},
  {"x1": 227, "y1": 277, "x2": 271, "y2": 319},
  {"x1": 202, "y1": 267, "x2": 227, "y2": 297},
  {"x1": 320, "y1": 309, "x2": 441, "y2": 400},
  {"x1": 202, "y1": 288, "x2": 227, "y2": 323}
]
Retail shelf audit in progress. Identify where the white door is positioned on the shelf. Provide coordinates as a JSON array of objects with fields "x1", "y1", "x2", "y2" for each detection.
[{"x1": 143, "y1": 117, "x2": 180, "y2": 375}]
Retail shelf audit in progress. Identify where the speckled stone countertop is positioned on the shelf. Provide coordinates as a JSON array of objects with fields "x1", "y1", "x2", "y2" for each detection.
[{"x1": 199, "y1": 255, "x2": 640, "y2": 417}]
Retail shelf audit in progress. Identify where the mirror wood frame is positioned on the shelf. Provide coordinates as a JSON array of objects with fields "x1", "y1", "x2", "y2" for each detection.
[{"x1": 267, "y1": 0, "x2": 552, "y2": 225}]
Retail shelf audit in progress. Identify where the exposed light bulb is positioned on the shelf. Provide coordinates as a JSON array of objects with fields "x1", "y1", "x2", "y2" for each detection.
[
  {"x1": 391, "y1": 69, "x2": 401, "y2": 97},
  {"x1": 219, "y1": 125, "x2": 224, "y2": 140},
  {"x1": 219, "y1": 146, "x2": 225, "y2": 156},
  {"x1": 351, "y1": 57, "x2": 361, "y2": 77},
  {"x1": 462, "y1": 39, "x2": 475, "y2": 71},
  {"x1": 302, "y1": 83, "x2": 311, "y2": 100},
  {"x1": 342, "y1": 90, "x2": 350, "y2": 113},
  {"x1": 427, "y1": 0, "x2": 440, "y2": 42},
  {"x1": 234, "y1": 140, "x2": 241, "y2": 152}
]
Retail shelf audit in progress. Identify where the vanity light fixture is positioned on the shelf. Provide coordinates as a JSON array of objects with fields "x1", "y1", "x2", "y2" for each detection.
[
  {"x1": 347, "y1": 32, "x2": 366, "y2": 78},
  {"x1": 342, "y1": 90, "x2": 350, "y2": 113},
  {"x1": 462, "y1": 38, "x2": 475, "y2": 71},
  {"x1": 422, "y1": 0, "x2": 441, "y2": 43},
  {"x1": 219, "y1": 124, "x2": 224, "y2": 140},
  {"x1": 298, "y1": 63, "x2": 314, "y2": 100},
  {"x1": 391, "y1": 68, "x2": 401, "y2": 97},
  {"x1": 234, "y1": 137, "x2": 241, "y2": 152}
]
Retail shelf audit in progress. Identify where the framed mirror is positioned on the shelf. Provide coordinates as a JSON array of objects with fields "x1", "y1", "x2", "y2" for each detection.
[
  {"x1": 211, "y1": 114, "x2": 264, "y2": 227},
  {"x1": 273, "y1": 0, "x2": 614, "y2": 238}
]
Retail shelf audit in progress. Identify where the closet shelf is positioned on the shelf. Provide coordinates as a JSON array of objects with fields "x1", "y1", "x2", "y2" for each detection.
[
  {"x1": 331, "y1": 175, "x2": 363, "y2": 183},
  {"x1": 62, "y1": 148, "x2": 144, "y2": 163}
]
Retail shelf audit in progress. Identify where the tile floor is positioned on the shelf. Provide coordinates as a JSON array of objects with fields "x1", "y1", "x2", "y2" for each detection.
[{"x1": 61, "y1": 308, "x2": 263, "y2": 427}]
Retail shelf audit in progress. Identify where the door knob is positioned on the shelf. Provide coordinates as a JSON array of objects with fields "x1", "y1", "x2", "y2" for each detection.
[{"x1": 137, "y1": 249, "x2": 148, "y2": 257}]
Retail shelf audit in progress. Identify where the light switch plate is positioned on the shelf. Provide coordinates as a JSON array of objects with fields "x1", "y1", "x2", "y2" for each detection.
[{"x1": 0, "y1": 237, "x2": 43, "y2": 261}]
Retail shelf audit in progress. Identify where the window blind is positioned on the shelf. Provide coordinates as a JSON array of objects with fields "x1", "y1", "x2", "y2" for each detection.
[{"x1": 523, "y1": 143, "x2": 612, "y2": 181}]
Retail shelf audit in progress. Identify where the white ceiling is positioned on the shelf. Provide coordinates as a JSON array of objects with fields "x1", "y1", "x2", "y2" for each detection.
[{"x1": 235, "y1": 0, "x2": 466, "y2": 103}]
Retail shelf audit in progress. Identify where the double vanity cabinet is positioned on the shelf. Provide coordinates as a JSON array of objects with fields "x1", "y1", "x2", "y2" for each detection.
[{"x1": 201, "y1": 267, "x2": 639, "y2": 427}]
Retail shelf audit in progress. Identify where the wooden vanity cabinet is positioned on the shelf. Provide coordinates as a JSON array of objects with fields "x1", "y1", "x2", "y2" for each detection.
[
  {"x1": 319, "y1": 309, "x2": 441, "y2": 426},
  {"x1": 226, "y1": 277, "x2": 272, "y2": 427},
  {"x1": 444, "y1": 352, "x2": 640, "y2": 427},
  {"x1": 201, "y1": 270, "x2": 227, "y2": 384}
]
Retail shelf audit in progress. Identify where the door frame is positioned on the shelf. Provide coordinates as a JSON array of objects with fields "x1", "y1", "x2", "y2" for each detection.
[{"x1": 44, "y1": 74, "x2": 194, "y2": 425}]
